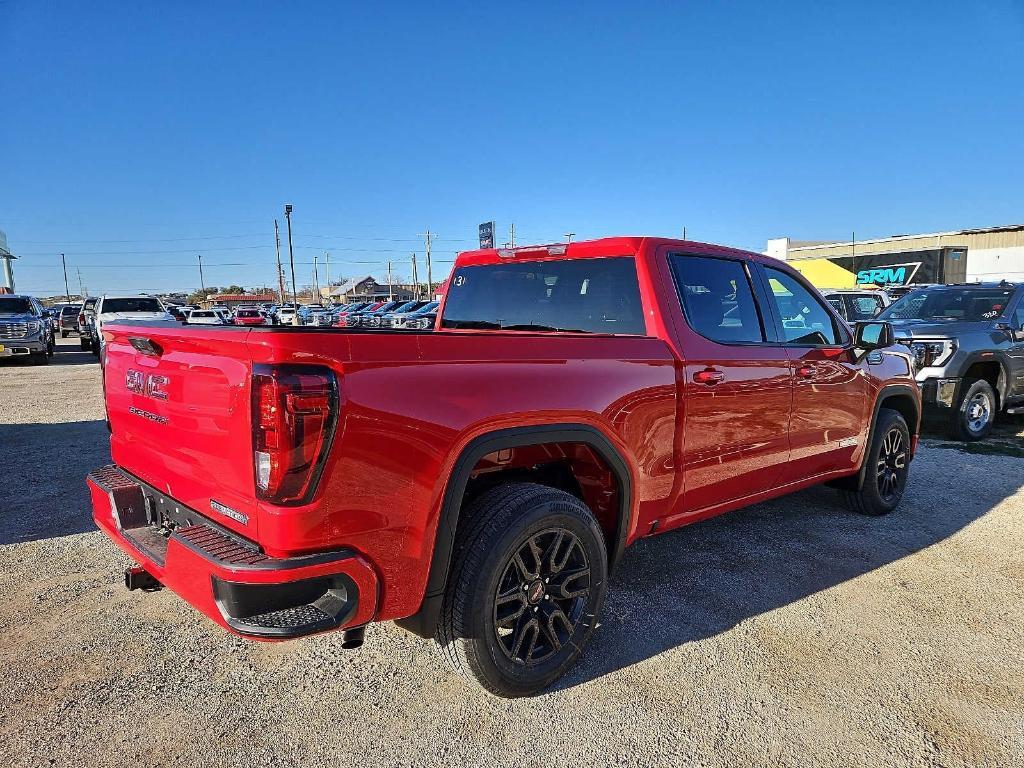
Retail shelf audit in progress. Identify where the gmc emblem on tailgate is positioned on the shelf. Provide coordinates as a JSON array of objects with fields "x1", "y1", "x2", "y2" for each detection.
[{"x1": 126, "y1": 369, "x2": 170, "y2": 400}]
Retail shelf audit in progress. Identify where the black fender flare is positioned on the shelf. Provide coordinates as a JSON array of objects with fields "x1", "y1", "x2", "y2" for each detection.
[
  {"x1": 854, "y1": 383, "x2": 920, "y2": 491},
  {"x1": 395, "y1": 423, "x2": 634, "y2": 638}
]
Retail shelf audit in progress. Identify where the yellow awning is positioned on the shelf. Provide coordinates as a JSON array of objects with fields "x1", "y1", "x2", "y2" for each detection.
[{"x1": 788, "y1": 258, "x2": 857, "y2": 289}]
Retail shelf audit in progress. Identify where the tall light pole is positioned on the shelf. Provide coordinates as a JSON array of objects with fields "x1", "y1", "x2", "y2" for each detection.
[
  {"x1": 325, "y1": 251, "x2": 331, "y2": 303},
  {"x1": 564, "y1": 232, "x2": 575, "y2": 243},
  {"x1": 61, "y1": 253, "x2": 71, "y2": 300},
  {"x1": 312, "y1": 253, "x2": 320, "y2": 302},
  {"x1": 198, "y1": 254, "x2": 206, "y2": 295},
  {"x1": 411, "y1": 253, "x2": 419, "y2": 298},
  {"x1": 284, "y1": 204, "x2": 299, "y2": 323}
]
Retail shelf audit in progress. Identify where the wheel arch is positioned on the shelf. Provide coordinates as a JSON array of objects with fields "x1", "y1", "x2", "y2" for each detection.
[
  {"x1": 396, "y1": 423, "x2": 634, "y2": 638},
  {"x1": 854, "y1": 384, "x2": 920, "y2": 491}
]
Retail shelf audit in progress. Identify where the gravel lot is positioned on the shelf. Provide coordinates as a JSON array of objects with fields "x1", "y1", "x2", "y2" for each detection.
[{"x1": 1, "y1": 336, "x2": 1022, "y2": 767}]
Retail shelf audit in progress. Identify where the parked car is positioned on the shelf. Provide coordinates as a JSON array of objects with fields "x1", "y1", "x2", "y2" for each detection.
[
  {"x1": 877, "y1": 281, "x2": 1024, "y2": 440},
  {"x1": 0, "y1": 294, "x2": 55, "y2": 364},
  {"x1": 233, "y1": 308, "x2": 267, "y2": 326},
  {"x1": 90, "y1": 236, "x2": 920, "y2": 697},
  {"x1": 331, "y1": 302, "x2": 371, "y2": 326},
  {"x1": 387, "y1": 301, "x2": 438, "y2": 329},
  {"x1": 58, "y1": 304, "x2": 83, "y2": 336},
  {"x1": 78, "y1": 297, "x2": 99, "y2": 351},
  {"x1": 339, "y1": 301, "x2": 390, "y2": 327},
  {"x1": 822, "y1": 289, "x2": 890, "y2": 323},
  {"x1": 93, "y1": 295, "x2": 172, "y2": 357},
  {"x1": 186, "y1": 310, "x2": 227, "y2": 325},
  {"x1": 276, "y1": 306, "x2": 298, "y2": 325},
  {"x1": 355, "y1": 300, "x2": 408, "y2": 328}
]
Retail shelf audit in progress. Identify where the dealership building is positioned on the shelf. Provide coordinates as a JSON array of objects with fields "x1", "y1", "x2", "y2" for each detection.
[{"x1": 766, "y1": 224, "x2": 1024, "y2": 289}]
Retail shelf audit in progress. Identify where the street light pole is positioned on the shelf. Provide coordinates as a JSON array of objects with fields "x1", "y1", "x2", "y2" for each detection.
[
  {"x1": 274, "y1": 219, "x2": 285, "y2": 304},
  {"x1": 61, "y1": 253, "x2": 71, "y2": 301},
  {"x1": 198, "y1": 254, "x2": 205, "y2": 295},
  {"x1": 284, "y1": 204, "x2": 299, "y2": 324}
]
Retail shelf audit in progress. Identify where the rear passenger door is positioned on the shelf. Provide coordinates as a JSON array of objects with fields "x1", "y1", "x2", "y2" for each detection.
[
  {"x1": 662, "y1": 252, "x2": 794, "y2": 517},
  {"x1": 755, "y1": 265, "x2": 867, "y2": 481}
]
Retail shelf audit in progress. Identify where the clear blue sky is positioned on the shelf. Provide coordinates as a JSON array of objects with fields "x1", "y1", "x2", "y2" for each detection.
[{"x1": 2, "y1": 1, "x2": 1022, "y2": 296}]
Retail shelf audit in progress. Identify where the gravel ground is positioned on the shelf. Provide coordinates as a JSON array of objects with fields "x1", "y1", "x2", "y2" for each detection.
[{"x1": 1, "y1": 336, "x2": 1022, "y2": 767}]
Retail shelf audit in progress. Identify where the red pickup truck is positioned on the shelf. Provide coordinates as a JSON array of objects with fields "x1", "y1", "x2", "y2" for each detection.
[{"x1": 88, "y1": 237, "x2": 920, "y2": 697}]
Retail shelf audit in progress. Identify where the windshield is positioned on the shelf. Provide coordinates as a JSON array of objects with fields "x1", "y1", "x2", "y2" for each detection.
[
  {"x1": 879, "y1": 288, "x2": 1013, "y2": 322},
  {"x1": 61, "y1": 306, "x2": 82, "y2": 315},
  {"x1": 237, "y1": 310, "x2": 259, "y2": 317},
  {"x1": 0, "y1": 298, "x2": 33, "y2": 314},
  {"x1": 102, "y1": 297, "x2": 163, "y2": 313}
]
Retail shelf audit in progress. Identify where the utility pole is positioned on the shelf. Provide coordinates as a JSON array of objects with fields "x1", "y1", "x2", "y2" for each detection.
[
  {"x1": 852, "y1": 231, "x2": 857, "y2": 284},
  {"x1": 325, "y1": 251, "x2": 331, "y2": 303},
  {"x1": 421, "y1": 229, "x2": 434, "y2": 298},
  {"x1": 510, "y1": 222, "x2": 515, "y2": 248},
  {"x1": 198, "y1": 254, "x2": 206, "y2": 295},
  {"x1": 682, "y1": 226, "x2": 687, "y2": 241},
  {"x1": 564, "y1": 232, "x2": 575, "y2": 243},
  {"x1": 60, "y1": 253, "x2": 71, "y2": 300},
  {"x1": 76, "y1": 267, "x2": 86, "y2": 298},
  {"x1": 284, "y1": 204, "x2": 298, "y2": 321},
  {"x1": 411, "y1": 253, "x2": 419, "y2": 298},
  {"x1": 274, "y1": 219, "x2": 285, "y2": 304},
  {"x1": 387, "y1": 260, "x2": 394, "y2": 300},
  {"x1": 313, "y1": 252, "x2": 320, "y2": 303}
]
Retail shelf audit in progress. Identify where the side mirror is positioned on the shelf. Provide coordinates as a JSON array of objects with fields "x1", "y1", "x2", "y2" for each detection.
[{"x1": 855, "y1": 321, "x2": 894, "y2": 350}]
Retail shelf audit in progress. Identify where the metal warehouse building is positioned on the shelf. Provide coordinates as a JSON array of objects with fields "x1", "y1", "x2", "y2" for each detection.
[{"x1": 766, "y1": 224, "x2": 1024, "y2": 289}]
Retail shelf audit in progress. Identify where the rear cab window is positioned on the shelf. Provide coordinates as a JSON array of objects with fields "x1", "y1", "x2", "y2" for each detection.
[
  {"x1": 441, "y1": 256, "x2": 646, "y2": 335},
  {"x1": 668, "y1": 254, "x2": 766, "y2": 344}
]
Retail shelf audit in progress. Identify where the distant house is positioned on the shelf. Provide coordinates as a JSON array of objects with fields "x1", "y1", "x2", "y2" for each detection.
[
  {"x1": 328, "y1": 276, "x2": 414, "y2": 302},
  {"x1": 203, "y1": 292, "x2": 277, "y2": 309}
]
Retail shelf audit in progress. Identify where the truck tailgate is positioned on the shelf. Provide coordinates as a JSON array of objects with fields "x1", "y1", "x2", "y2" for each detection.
[{"x1": 103, "y1": 322, "x2": 258, "y2": 538}]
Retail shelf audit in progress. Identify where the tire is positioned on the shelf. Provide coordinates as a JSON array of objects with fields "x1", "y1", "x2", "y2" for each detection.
[
  {"x1": 948, "y1": 378, "x2": 996, "y2": 441},
  {"x1": 60, "y1": 331, "x2": 68, "y2": 338},
  {"x1": 47, "y1": 338, "x2": 55, "y2": 357},
  {"x1": 80, "y1": 338, "x2": 90, "y2": 351},
  {"x1": 90, "y1": 338, "x2": 100, "y2": 356},
  {"x1": 31, "y1": 349, "x2": 49, "y2": 366},
  {"x1": 436, "y1": 482, "x2": 608, "y2": 698},
  {"x1": 842, "y1": 408, "x2": 910, "y2": 516}
]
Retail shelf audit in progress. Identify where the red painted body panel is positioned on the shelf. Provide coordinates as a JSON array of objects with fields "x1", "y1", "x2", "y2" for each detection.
[{"x1": 93, "y1": 236, "x2": 920, "y2": 637}]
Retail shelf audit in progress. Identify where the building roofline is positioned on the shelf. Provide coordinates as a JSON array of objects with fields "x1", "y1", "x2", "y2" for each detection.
[{"x1": 784, "y1": 224, "x2": 1024, "y2": 253}]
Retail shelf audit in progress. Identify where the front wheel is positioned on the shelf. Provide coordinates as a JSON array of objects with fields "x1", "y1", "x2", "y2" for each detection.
[
  {"x1": 949, "y1": 378, "x2": 996, "y2": 441},
  {"x1": 436, "y1": 482, "x2": 608, "y2": 697},
  {"x1": 842, "y1": 408, "x2": 910, "y2": 516}
]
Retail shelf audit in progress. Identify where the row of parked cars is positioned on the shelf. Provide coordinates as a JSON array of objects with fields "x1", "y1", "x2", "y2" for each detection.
[{"x1": 304, "y1": 299, "x2": 440, "y2": 329}]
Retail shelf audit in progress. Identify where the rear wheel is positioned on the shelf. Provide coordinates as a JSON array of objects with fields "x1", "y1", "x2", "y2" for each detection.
[
  {"x1": 842, "y1": 408, "x2": 910, "y2": 516},
  {"x1": 80, "y1": 337, "x2": 90, "y2": 350},
  {"x1": 60, "y1": 331, "x2": 68, "y2": 338},
  {"x1": 949, "y1": 378, "x2": 995, "y2": 441},
  {"x1": 436, "y1": 482, "x2": 608, "y2": 697}
]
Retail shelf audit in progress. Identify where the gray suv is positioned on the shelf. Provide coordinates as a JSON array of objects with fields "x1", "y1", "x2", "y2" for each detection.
[
  {"x1": 878, "y1": 282, "x2": 1024, "y2": 440},
  {"x1": 0, "y1": 294, "x2": 56, "y2": 365}
]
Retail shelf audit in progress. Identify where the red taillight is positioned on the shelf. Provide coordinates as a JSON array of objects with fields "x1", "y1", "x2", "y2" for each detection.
[
  {"x1": 78, "y1": 313, "x2": 86, "y2": 325},
  {"x1": 251, "y1": 365, "x2": 338, "y2": 504}
]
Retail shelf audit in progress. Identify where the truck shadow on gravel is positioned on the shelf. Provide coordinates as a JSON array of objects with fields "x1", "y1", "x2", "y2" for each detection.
[
  {"x1": 0, "y1": 420, "x2": 109, "y2": 545},
  {"x1": 556, "y1": 461, "x2": 1022, "y2": 691}
]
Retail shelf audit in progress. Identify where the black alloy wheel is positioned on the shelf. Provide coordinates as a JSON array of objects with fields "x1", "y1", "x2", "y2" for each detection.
[
  {"x1": 875, "y1": 426, "x2": 908, "y2": 504},
  {"x1": 493, "y1": 527, "x2": 591, "y2": 666}
]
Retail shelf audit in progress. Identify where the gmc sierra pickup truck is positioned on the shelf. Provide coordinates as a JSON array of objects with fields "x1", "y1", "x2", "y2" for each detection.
[{"x1": 88, "y1": 237, "x2": 920, "y2": 697}]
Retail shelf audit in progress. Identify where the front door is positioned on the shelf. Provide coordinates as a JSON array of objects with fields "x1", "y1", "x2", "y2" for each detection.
[
  {"x1": 660, "y1": 252, "x2": 794, "y2": 519},
  {"x1": 756, "y1": 264, "x2": 867, "y2": 480}
]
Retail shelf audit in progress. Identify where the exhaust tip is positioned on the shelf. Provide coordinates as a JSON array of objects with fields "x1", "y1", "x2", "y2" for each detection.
[{"x1": 341, "y1": 626, "x2": 365, "y2": 649}]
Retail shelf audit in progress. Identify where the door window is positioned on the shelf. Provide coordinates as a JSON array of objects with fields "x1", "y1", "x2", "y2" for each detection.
[
  {"x1": 668, "y1": 255, "x2": 765, "y2": 344},
  {"x1": 763, "y1": 267, "x2": 841, "y2": 346}
]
